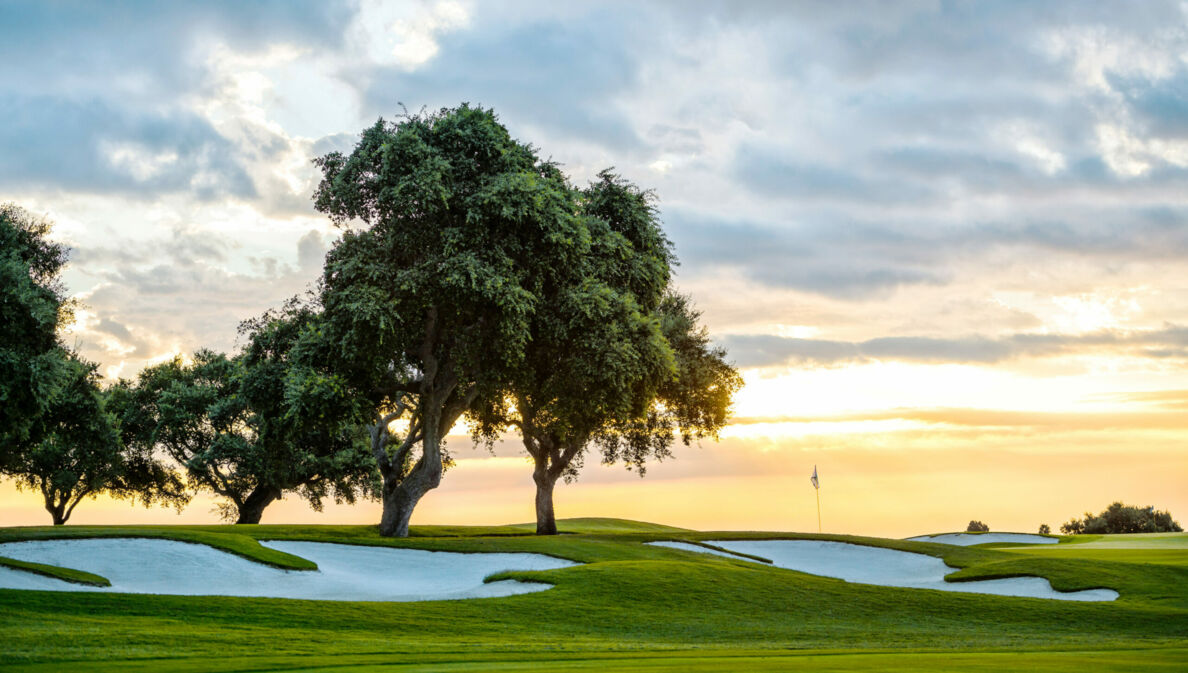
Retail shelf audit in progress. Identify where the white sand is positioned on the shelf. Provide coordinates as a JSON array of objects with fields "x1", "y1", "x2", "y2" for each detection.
[
  {"x1": 906, "y1": 533, "x2": 1058, "y2": 546},
  {"x1": 649, "y1": 539, "x2": 1117, "y2": 602},
  {"x1": 0, "y1": 538, "x2": 575, "y2": 601}
]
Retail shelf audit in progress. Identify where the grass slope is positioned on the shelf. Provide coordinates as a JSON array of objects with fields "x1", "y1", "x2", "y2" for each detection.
[
  {"x1": 0, "y1": 556, "x2": 109, "y2": 587},
  {"x1": 0, "y1": 520, "x2": 1185, "y2": 672}
]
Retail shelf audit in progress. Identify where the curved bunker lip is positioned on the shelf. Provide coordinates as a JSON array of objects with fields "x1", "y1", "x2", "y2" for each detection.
[
  {"x1": 0, "y1": 538, "x2": 577, "y2": 601},
  {"x1": 905, "y1": 533, "x2": 1058, "y2": 546},
  {"x1": 648, "y1": 540, "x2": 1117, "y2": 602}
]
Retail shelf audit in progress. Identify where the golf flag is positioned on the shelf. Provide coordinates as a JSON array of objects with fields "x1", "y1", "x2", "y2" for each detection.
[{"x1": 811, "y1": 465, "x2": 819, "y2": 489}]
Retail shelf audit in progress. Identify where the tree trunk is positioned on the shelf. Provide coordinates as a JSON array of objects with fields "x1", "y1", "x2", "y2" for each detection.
[
  {"x1": 378, "y1": 411, "x2": 443, "y2": 537},
  {"x1": 46, "y1": 501, "x2": 67, "y2": 526},
  {"x1": 533, "y1": 454, "x2": 558, "y2": 535},
  {"x1": 235, "y1": 485, "x2": 282, "y2": 524}
]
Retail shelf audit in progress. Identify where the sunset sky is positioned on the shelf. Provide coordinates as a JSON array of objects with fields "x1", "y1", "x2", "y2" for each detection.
[{"x1": 2, "y1": 1, "x2": 1186, "y2": 537}]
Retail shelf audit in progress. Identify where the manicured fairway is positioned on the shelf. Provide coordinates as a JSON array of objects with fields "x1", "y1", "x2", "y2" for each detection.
[
  {"x1": 1, "y1": 520, "x2": 1185, "y2": 671},
  {"x1": 3, "y1": 649, "x2": 1187, "y2": 672}
]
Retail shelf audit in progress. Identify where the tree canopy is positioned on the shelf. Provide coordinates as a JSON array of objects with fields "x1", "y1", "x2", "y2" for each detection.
[
  {"x1": 1, "y1": 205, "x2": 185, "y2": 524},
  {"x1": 114, "y1": 311, "x2": 378, "y2": 525},
  {"x1": 0, "y1": 204, "x2": 71, "y2": 460},
  {"x1": 310, "y1": 104, "x2": 598, "y2": 536},
  {"x1": 470, "y1": 172, "x2": 742, "y2": 534},
  {"x1": 1060, "y1": 502, "x2": 1181, "y2": 534},
  {"x1": 4, "y1": 352, "x2": 188, "y2": 525}
]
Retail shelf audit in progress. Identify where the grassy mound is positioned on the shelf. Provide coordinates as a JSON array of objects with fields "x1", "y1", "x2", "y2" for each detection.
[{"x1": 0, "y1": 520, "x2": 1184, "y2": 672}]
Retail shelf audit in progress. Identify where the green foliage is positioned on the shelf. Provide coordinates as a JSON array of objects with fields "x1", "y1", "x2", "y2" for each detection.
[
  {"x1": 114, "y1": 351, "x2": 257, "y2": 520},
  {"x1": 467, "y1": 168, "x2": 742, "y2": 534},
  {"x1": 115, "y1": 317, "x2": 378, "y2": 524},
  {"x1": 594, "y1": 293, "x2": 743, "y2": 474},
  {"x1": 0, "y1": 206, "x2": 183, "y2": 524},
  {"x1": 967, "y1": 520, "x2": 990, "y2": 532},
  {"x1": 313, "y1": 105, "x2": 576, "y2": 389},
  {"x1": 312, "y1": 105, "x2": 604, "y2": 535},
  {"x1": 0, "y1": 204, "x2": 71, "y2": 463},
  {"x1": 238, "y1": 301, "x2": 380, "y2": 513},
  {"x1": 1061, "y1": 502, "x2": 1182, "y2": 535},
  {"x1": 2, "y1": 351, "x2": 185, "y2": 524}
]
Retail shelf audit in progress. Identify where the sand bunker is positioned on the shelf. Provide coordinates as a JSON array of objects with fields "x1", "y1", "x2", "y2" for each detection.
[
  {"x1": 0, "y1": 538, "x2": 575, "y2": 601},
  {"x1": 649, "y1": 540, "x2": 1116, "y2": 601},
  {"x1": 906, "y1": 533, "x2": 1058, "y2": 546}
]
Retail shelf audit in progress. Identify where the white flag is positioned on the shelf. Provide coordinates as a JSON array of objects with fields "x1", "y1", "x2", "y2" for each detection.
[{"x1": 811, "y1": 465, "x2": 819, "y2": 490}]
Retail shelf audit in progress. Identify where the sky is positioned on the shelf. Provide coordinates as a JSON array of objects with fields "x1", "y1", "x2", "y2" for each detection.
[{"x1": 1, "y1": 0, "x2": 1186, "y2": 537}]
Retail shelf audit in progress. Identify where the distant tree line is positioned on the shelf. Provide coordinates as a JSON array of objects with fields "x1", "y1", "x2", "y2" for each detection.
[
  {"x1": 1060, "y1": 502, "x2": 1182, "y2": 535},
  {"x1": 0, "y1": 105, "x2": 742, "y2": 534}
]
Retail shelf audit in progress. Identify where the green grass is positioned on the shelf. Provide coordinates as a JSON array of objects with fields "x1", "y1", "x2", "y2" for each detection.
[
  {"x1": 0, "y1": 520, "x2": 1185, "y2": 672},
  {"x1": 1000, "y1": 532, "x2": 1188, "y2": 570},
  {"x1": 0, "y1": 556, "x2": 109, "y2": 587}
]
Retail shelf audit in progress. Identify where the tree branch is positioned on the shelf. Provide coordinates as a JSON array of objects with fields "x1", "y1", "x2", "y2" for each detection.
[{"x1": 63, "y1": 486, "x2": 92, "y2": 522}]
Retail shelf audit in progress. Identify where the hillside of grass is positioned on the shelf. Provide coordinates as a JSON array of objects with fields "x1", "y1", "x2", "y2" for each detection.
[{"x1": 0, "y1": 520, "x2": 1185, "y2": 672}]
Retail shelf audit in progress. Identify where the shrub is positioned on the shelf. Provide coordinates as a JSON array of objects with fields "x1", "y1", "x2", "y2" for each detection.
[
  {"x1": 966, "y1": 520, "x2": 989, "y2": 532},
  {"x1": 1038, "y1": 524, "x2": 1050, "y2": 535},
  {"x1": 1059, "y1": 502, "x2": 1181, "y2": 535}
]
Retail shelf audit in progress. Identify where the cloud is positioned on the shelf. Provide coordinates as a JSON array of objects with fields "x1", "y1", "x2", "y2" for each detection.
[
  {"x1": 4, "y1": 0, "x2": 1188, "y2": 382},
  {"x1": 1092, "y1": 389, "x2": 1188, "y2": 410},
  {"x1": 730, "y1": 406, "x2": 1188, "y2": 431},
  {"x1": 722, "y1": 325, "x2": 1188, "y2": 367},
  {"x1": 734, "y1": 143, "x2": 937, "y2": 205},
  {"x1": 356, "y1": 7, "x2": 646, "y2": 151},
  {"x1": 0, "y1": 97, "x2": 255, "y2": 199},
  {"x1": 65, "y1": 227, "x2": 334, "y2": 379},
  {"x1": 0, "y1": 1, "x2": 352, "y2": 202}
]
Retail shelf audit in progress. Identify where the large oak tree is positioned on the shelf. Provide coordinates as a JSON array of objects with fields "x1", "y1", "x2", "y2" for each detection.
[
  {"x1": 473, "y1": 172, "x2": 742, "y2": 534},
  {"x1": 310, "y1": 105, "x2": 590, "y2": 536}
]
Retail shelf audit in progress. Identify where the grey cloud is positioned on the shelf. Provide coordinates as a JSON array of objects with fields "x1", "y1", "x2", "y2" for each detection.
[
  {"x1": 721, "y1": 326, "x2": 1188, "y2": 368},
  {"x1": 90, "y1": 318, "x2": 152, "y2": 357},
  {"x1": 1110, "y1": 70, "x2": 1188, "y2": 139},
  {"x1": 0, "y1": 96, "x2": 254, "y2": 200},
  {"x1": 75, "y1": 232, "x2": 330, "y2": 373},
  {"x1": 296, "y1": 230, "x2": 330, "y2": 271},
  {"x1": 665, "y1": 201, "x2": 1188, "y2": 300},
  {"x1": 0, "y1": 1, "x2": 351, "y2": 91},
  {"x1": 734, "y1": 144, "x2": 936, "y2": 205},
  {"x1": 72, "y1": 225, "x2": 234, "y2": 269},
  {"x1": 311, "y1": 132, "x2": 360, "y2": 158},
  {"x1": 0, "y1": 1, "x2": 352, "y2": 201},
  {"x1": 665, "y1": 209, "x2": 949, "y2": 299},
  {"x1": 357, "y1": 11, "x2": 645, "y2": 151}
]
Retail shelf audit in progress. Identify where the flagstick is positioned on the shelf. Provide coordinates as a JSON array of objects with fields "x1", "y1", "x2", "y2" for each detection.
[{"x1": 815, "y1": 487, "x2": 822, "y2": 534}]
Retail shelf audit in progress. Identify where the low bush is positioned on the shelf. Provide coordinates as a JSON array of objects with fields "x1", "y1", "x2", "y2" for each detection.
[{"x1": 1060, "y1": 502, "x2": 1181, "y2": 534}]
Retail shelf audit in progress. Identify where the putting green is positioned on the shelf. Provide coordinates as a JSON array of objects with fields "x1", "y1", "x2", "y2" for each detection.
[{"x1": 1002, "y1": 533, "x2": 1188, "y2": 567}]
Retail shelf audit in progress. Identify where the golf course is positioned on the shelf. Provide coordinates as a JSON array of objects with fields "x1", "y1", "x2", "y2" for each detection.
[
  {"x1": 5, "y1": 3, "x2": 1188, "y2": 671},
  {"x1": 1, "y1": 518, "x2": 1185, "y2": 671}
]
